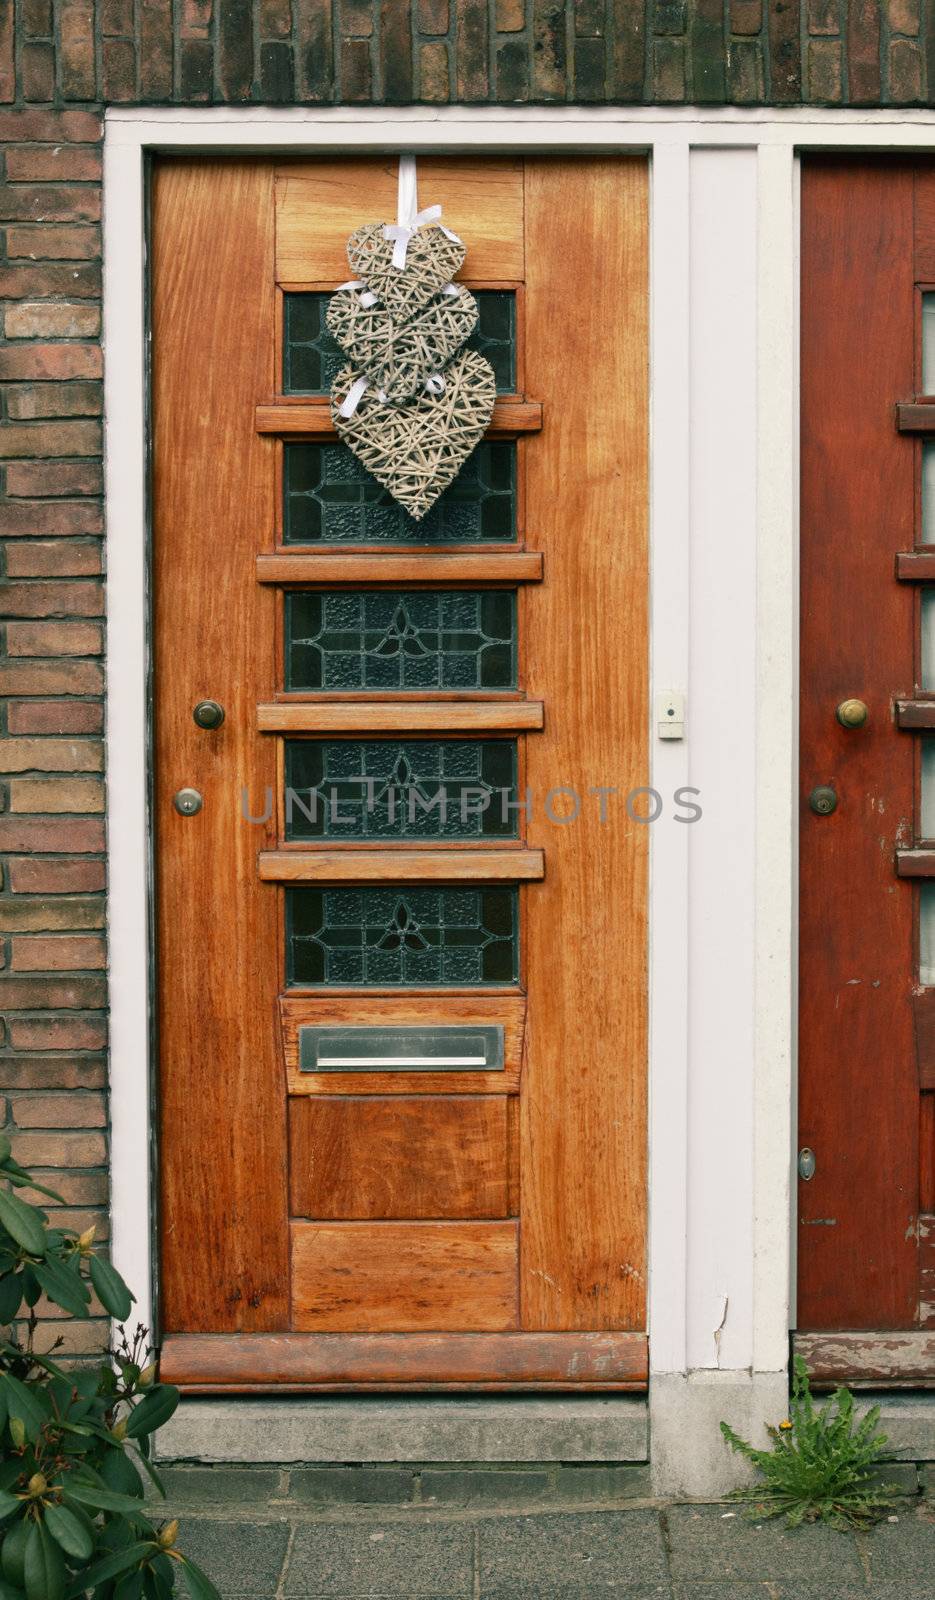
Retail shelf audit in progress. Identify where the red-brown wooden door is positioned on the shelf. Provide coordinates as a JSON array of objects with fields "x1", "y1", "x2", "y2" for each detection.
[
  {"x1": 150, "y1": 157, "x2": 651, "y2": 1391},
  {"x1": 799, "y1": 158, "x2": 935, "y2": 1377}
]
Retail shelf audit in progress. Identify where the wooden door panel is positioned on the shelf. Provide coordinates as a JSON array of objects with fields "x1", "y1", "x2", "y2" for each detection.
[
  {"x1": 799, "y1": 159, "x2": 921, "y2": 1334},
  {"x1": 291, "y1": 1221, "x2": 519, "y2": 1331},
  {"x1": 287, "y1": 1096, "x2": 511, "y2": 1219},
  {"x1": 152, "y1": 160, "x2": 290, "y2": 1334}
]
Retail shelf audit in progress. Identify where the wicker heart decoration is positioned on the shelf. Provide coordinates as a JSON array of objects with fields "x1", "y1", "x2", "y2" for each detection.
[
  {"x1": 347, "y1": 222, "x2": 466, "y2": 321},
  {"x1": 327, "y1": 284, "x2": 479, "y2": 404},
  {"x1": 332, "y1": 349, "x2": 496, "y2": 520}
]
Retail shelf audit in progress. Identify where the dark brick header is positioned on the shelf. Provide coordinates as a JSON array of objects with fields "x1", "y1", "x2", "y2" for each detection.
[{"x1": 0, "y1": 0, "x2": 929, "y2": 108}]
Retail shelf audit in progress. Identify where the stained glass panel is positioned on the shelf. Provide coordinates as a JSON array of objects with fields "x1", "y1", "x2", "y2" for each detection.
[
  {"x1": 286, "y1": 589, "x2": 516, "y2": 691},
  {"x1": 285, "y1": 739, "x2": 519, "y2": 840},
  {"x1": 286, "y1": 886, "x2": 519, "y2": 986}
]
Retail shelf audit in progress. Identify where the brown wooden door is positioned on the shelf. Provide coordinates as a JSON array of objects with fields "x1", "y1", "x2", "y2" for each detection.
[
  {"x1": 150, "y1": 157, "x2": 649, "y2": 1391},
  {"x1": 799, "y1": 158, "x2": 935, "y2": 1356}
]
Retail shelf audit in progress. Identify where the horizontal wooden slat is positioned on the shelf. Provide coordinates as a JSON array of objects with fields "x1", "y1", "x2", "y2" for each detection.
[
  {"x1": 794, "y1": 1329, "x2": 935, "y2": 1387},
  {"x1": 288, "y1": 1096, "x2": 510, "y2": 1219},
  {"x1": 160, "y1": 1330, "x2": 649, "y2": 1390},
  {"x1": 256, "y1": 551, "x2": 544, "y2": 585},
  {"x1": 259, "y1": 848, "x2": 544, "y2": 882},
  {"x1": 258, "y1": 699, "x2": 544, "y2": 733},
  {"x1": 896, "y1": 402, "x2": 935, "y2": 433},
  {"x1": 256, "y1": 398, "x2": 542, "y2": 438},
  {"x1": 895, "y1": 699, "x2": 935, "y2": 728},
  {"x1": 291, "y1": 1219, "x2": 519, "y2": 1331},
  {"x1": 896, "y1": 551, "x2": 935, "y2": 580},
  {"x1": 896, "y1": 849, "x2": 935, "y2": 876},
  {"x1": 280, "y1": 993, "x2": 525, "y2": 1096}
]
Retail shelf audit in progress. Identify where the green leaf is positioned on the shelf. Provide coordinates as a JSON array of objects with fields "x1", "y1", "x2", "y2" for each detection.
[
  {"x1": 32, "y1": 1260, "x2": 90, "y2": 1321},
  {"x1": 123, "y1": 1389, "x2": 178, "y2": 1441},
  {"x1": 1, "y1": 1376, "x2": 49, "y2": 1445},
  {"x1": 1, "y1": 1518, "x2": 29, "y2": 1588},
  {"x1": 0, "y1": 1138, "x2": 11, "y2": 1166},
  {"x1": 178, "y1": 1557, "x2": 222, "y2": 1600},
  {"x1": 1, "y1": 1167, "x2": 63, "y2": 1206},
  {"x1": 128, "y1": 1451, "x2": 164, "y2": 1500},
  {"x1": 18, "y1": 1273, "x2": 40, "y2": 1311},
  {"x1": 63, "y1": 1541, "x2": 154, "y2": 1597},
  {"x1": 44, "y1": 1504, "x2": 93, "y2": 1563},
  {"x1": 65, "y1": 1483, "x2": 149, "y2": 1516},
  {"x1": 0, "y1": 1276, "x2": 22, "y2": 1327},
  {"x1": 0, "y1": 1498, "x2": 19, "y2": 1525},
  {"x1": 88, "y1": 1257, "x2": 134, "y2": 1323},
  {"x1": 0, "y1": 1194, "x2": 45, "y2": 1260},
  {"x1": 100, "y1": 1451, "x2": 143, "y2": 1500},
  {"x1": 114, "y1": 1573, "x2": 145, "y2": 1600},
  {"x1": 0, "y1": 1579, "x2": 26, "y2": 1600},
  {"x1": 24, "y1": 1521, "x2": 64, "y2": 1600}
]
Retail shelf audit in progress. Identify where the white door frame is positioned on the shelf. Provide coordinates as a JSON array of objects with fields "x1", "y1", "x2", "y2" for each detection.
[{"x1": 104, "y1": 104, "x2": 935, "y2": 1486}]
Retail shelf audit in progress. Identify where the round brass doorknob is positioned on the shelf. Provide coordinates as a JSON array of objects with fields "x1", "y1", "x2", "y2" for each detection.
[
  {"x1": 193, "y1": 700, "x2": 225, "y2": 730},
  {"x1": 836, "y1": 698, "x2": 869, "y2": 729}
]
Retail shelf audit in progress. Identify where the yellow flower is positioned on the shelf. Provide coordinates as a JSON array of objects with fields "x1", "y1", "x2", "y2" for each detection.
[{"x1": 779, "y1": 1420, "x2": 793, "y2": 1431}]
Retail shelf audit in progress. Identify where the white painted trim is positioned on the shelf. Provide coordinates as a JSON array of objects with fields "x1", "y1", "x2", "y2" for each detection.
[{"x1": 103, "y1": 106, "x2": 935, "y2": 1434}]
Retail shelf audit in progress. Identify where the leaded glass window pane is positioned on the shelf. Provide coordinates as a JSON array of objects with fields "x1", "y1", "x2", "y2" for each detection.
[
  {"x1": 285, "y1": 739, "x2": 519, "y2": 841},
  {"x1": 283, "y1": 290, "x2": 516, "y2": 397},
  {"x1": 286, "y1": 886, "x2": 519, "y2": 986},
  {"x1": 283, "y1": 439, "x2": 516, "y2": 544},
  {"x1": 286, "y1": 590, "x2": 516, "y2": 691}
]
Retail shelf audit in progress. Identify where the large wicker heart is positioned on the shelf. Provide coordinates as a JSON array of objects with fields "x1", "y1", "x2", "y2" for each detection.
[
  {"x1": 327, "y1": 284, "x2": 478, "y2": 404},
  {"x1": 347, "y1": 222, "x2": 466, "y2": 321},
  {"x1": 332, "y1": 349, "x2": 496, "y2": 520}
]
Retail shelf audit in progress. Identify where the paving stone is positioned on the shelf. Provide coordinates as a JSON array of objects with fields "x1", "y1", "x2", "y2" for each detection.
[
  {"x1": 174, "y1": 1518, "x2": 290, "y2": 1596},
  {"x1": 155, "y1": 1463, "x2": 283, "y2": 1505},
  {"x1": 288, "y1": 1465, "x2": 416, "y2": 1504},
  {"x1": 859, "y1": 1511, "x2": 935, "y2": 1580},
  {"x1": 665, "y1": 1506, "x2": 865, "y2": 1583},
  {"x1": 284, "y1": 1519, "x2": 474, "y2": 1597},
  {"x1": 478, "y1": 1511, "x2": 669, "y2": 1596}
]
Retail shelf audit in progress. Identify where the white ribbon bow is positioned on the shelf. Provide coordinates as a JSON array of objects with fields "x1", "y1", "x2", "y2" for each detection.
[{"x1": 382, "y1": 153, "x2": 462, "y2": 270}]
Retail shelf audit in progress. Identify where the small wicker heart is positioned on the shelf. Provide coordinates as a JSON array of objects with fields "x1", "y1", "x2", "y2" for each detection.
[
  {"x1": 326, "y1": 285, "x2": 479, "y2": 404},
  {"x1": 347, "y1": 222, "x2": 466, "y2": 321},
  {"x1": 332, "y1": 349, "x2": 496, "y2": 520}
]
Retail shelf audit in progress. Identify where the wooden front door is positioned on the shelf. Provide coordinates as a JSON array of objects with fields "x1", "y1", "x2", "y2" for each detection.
[
  {"x1": 798, "y1": 158, "x2": 935, "y2": 1379},
  {"x1": 151, "y1": 157, "x2": 649, "y2": 1391}
]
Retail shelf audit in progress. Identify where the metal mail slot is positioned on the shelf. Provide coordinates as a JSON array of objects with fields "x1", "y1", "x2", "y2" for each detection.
[{"x1": 298, "y1": 1025, "x2": 505, "y2": 1073}]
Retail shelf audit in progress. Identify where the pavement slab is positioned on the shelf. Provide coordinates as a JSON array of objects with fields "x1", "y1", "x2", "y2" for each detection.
[
  {"x1": 664, "y1": 1505, "x2": 866, "y2": 1584},
  {"x1": 174, "y1": 1518, "x2": 291, "y2": 1596},
  {"x1": 282, "y1": 1519, "x2": 475, "y2": 1597},
  {"x1": 478, "y1": 1510, "x2": 669, "y2": 1597}
]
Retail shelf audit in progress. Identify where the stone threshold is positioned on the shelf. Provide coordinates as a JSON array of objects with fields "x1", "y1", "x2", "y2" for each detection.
[{"x1": 155, "y1": 1395, "x2": 649, "y2": 1465}]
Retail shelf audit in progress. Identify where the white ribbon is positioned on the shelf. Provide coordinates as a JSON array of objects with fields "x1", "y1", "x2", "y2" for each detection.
[
  {"x1": 424, "y1": 374, "x2": 445, "y2": 397},
  {"x1": 337, "y1": 375, "x2": 369, "y2": 419},
  {"x1": 383, "y1": 153, "x2": 463, "y2": 270},
  {"x1": 336, "y1": 278, "x2": 378, "y2": 309}
]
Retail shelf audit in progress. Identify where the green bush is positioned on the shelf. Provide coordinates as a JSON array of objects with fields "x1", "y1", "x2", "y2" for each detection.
[
  {"x1": 720, "y1": 1355, "x2": 902, "y2": 1529},
  {"x1": 0, "y1": 1133, "x2": 219, "y2": 1599}
]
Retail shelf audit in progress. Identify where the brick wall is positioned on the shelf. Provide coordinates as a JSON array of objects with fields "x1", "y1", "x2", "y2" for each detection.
[{"x1": 0, "y1": 3, "x2": 930, "y2": 1353}]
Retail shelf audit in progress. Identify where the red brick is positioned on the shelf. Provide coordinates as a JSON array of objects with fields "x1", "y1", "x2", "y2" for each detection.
[
  {"x1": 0, "y1": 973, "x2": 106, "y2": 1008},
  {"x1": 807, "y1": 0, "x2": 839, "y2": 31},
  {"x1": 8, "y1": 1016, "x2": 104, "y2": 1051},
  {"x1": 53, "y1": 1208, "x2": 109, "y2": 1238},
  {"x1": 4, "y1": 146, "x2": 102, "y2": 184},
  {"x1": 10, "y1": 1129, "x2": 105, "y2": 1166},
  {"x1": 6, "y1": 459, "x2": 102, "y2": 495},
  {"x1": 5, "y1": 302, "x2": 100, "y2": 338},
  {"x1": 10, "y1": 1090, "x2": 105, "y2": 1125},
  {"x1": 0, "y1": 345, "x2": 102, "y2": 381},
  {"x1": 23, "y1": 1167, "x2": 107, "y2": 1204},
  {"x1": 493, "y1": 0, "x2": 521, "y2": 27},
  {"x1": 7, "y1": 857, "x2": 105, "y2": 892},
  {"x1": 181, "y1": 0, "x2": 212, "y2": 31},
  {"x1": 0, "y1": 581, "x2": 103, "y2": 618},
  {"x1": 0, "y1": 662, "x2": 103, "y2": 696},
  {"x1": 58, "y1": 0, "x2": 97, "y2": 99},
  {"x1": 4, "y1": 382, "x2": 102, "y2": 420},
  {"x1": 19, "y1": 0, "x2": 52, "y2": 35},
  {"x1": 0, "y1": 186, "x2": 100, "y2": 224},
  {"x1": 890, "y1": 36, "x2": 922, "y2": 98},
  {"x1": 0, "y1": 895, "x2": 104, "y2": 929},
  {"x1": 0, "y1": 501, "x2": 102, "y2": 536},
  {"x1": 102, "y1": 37, "x2": 137, "y2": 100},
  {"x1": 0, "y1": 262, "x2": 100, "y2": 297},
  {"x1": 260, "y1": 0, "x2": 291, "y2": 35},
  {"x1": 0, "y1": 1057, "x2": 105, "y2": 1088},
  {"x1": 4, "y1": 543, "x2": 101, "y2": 579},
  {"x1": 6, "y1": 621, "x2": 102, "y2": 655},
  {"x1": 0, "y1": 112, "x2": 101, "y2": 141},
  {"x1": 420, "y1": 40, "x2": 449, "y2": 96},
  {"x1": 8, "y1": 776, "x2": 104, "y2": 813},
  {"x1": 11, "y1": 935, "x2": 105, "y2": 971},
  {"x1": 101, "y1": 0, "x2": 134, "y2": 32},
  {"x1": 0, "y1": 420, "x2": 101, "y2": 458},
  {"x1": 0, "y1": 819, "x2": 104, "y2": 852},
  {"x1": 0, "y1": 737, "x2": 102, "y2": 772},
  {"x1": 140, "y1": 0, "x2": 174, "y2": 97},
  {"x1": 730, "y1": 0, "x2": 761, "y2": 30},
  {"x1": 7, "y1": 701, "x2": 103, "y2": 735},
  {"x1": 6, "y1": 225, "x2": 101, "y2": 261},
  {"x1": 19, "y1": 42, "x2": 55, "y2": 100},
  {"x1": 888, "y1": 0, "x2": 917, "y2": 32}
]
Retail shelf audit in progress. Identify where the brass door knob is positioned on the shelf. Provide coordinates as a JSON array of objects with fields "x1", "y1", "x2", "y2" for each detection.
[
  {"x1": 193, "y1": 700, "x2": 225, "y2": 730},
  {"x1": 836, "y1": 699, "x2": 869, "y2": 729}
]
